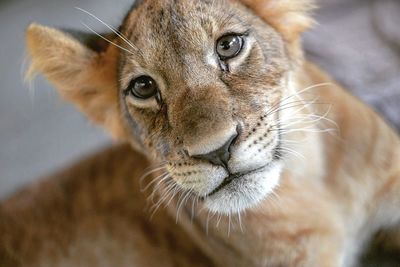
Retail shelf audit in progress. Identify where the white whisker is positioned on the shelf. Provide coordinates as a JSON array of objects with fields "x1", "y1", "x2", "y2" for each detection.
[
  {"x1": 140, "y1": 164, "x2": 169, "y2": 188},
  {"x1": 76, "y1": 7, "x2": 142, "y2": 57},
  {"x1": 148, "y1": 173, "x2": 174, "y2": 202},
  {"x1": 278, "y1": 147, "x2": 305, "y2": 161},
  {"x1": 144, "y1": 171, "x2": 170, "y2": 193},
  {"x1": 149, "y1": 180, "x2": 178, "y2": 218},
  {"x1": 176, "y1": 189, "x2": 193, "y2": 223},
  {"x1": 81, "y1": 22, "x2": 136, "y2": 56}
]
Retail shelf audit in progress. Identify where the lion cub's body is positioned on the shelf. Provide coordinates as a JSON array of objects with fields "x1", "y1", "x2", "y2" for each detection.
[
  {"x1": 1, "y1": 62, "x2": 399, "y2": 267},
  {"x1": 0, "y1": 145, "x2": 212, "y2": 267},
  {"x1": 1, "y1": 0, "x2": 400, "y2": 266}
]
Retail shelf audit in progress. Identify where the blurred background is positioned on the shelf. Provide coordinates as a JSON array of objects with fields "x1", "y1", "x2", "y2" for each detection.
[{"x1": 0, "y1": 0, "x2": 399, "y2": 199}]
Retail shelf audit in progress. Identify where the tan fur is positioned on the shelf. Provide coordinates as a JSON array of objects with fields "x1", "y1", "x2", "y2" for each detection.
[
  {"x1": 240, "y1": 0, "x2": 315, "y2": 64},
  {"x1": 240, "y1": 0, "x2": 315, "y2": 42},
  {"x1": 26, "y1": 24, "x2": 126, "y2": 140},
  {"x1": 1, "y1": 0, "x2": 400, "y2": 266}
]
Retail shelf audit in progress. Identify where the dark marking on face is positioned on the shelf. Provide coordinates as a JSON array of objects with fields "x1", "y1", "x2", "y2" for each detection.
[{"x1": 120, "y1": 92, "x2": 146, "y2": 150}]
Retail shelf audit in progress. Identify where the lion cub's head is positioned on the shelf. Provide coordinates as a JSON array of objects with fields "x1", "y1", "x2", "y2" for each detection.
[{"x1": 26, "y1": 0, "x2": 314, "y2": 214}]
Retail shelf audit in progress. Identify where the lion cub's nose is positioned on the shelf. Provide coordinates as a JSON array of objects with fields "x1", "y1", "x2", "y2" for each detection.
[{"x1": 193, "y1": 132, "x2": 238, "y2": 169}]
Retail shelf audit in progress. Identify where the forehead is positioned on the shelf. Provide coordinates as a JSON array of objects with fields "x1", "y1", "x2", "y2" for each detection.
[
  {"x1": 124, "y1": 0, "x2": 245, "y2": 37},
  {"x1": 119, "y1": 0, "x2": 249, "y2": 70}
]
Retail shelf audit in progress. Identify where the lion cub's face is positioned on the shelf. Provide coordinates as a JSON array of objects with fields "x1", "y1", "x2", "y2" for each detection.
[
  {"x1": 119, "y1": 0, "x2": 288, "y2": 214},
  {"x1": 27, "y1": 0, "x2": 312, "y2": 214}
]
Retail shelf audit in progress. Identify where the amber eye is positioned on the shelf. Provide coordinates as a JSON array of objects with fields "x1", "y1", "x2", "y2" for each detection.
[
  {"x1": 126, "y1": 76, "x2": 158, "y2": 99},
  {"x1": 216, "y1": 34, "x2": 244, "y2": 60}
]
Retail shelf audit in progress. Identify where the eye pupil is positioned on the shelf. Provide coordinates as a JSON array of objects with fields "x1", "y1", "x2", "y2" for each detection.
[
  {"x1": 221, "y1": 40, "x2": 232, "y2": 50},
  {"x1": 127, "y1": 76, "x2": 158, "y2": 99},
  {"x1": 216, "y1": 35, "x2": 243, "y2": 59}
]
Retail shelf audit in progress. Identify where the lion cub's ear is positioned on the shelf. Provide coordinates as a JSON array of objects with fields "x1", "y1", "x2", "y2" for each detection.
[
  {"x1": 240, "y1": 0, "x2": 315, "y2": 62},
  {"x1": 26, "y1": 23, "x2": 127, "y2": 140},
  {"x1": 240, "y1": 0, "x2": 315, "y2": 41}
]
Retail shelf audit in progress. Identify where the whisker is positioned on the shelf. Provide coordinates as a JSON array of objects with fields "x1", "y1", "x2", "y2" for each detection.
[
  {"x1": 142, "y1": 171, "x2": 170, "y2": 193},
  {"x1": 278, "y1": 146, "x2": 306, "y2": 161},
  {"x1": 139, "y1": 164, "x2": 169, "y2": 188},
  {"x1": 149, "y1": 180, "x2": 178, "y2": 217},
  {"x1": 206, "y1": 211, "x2": 212, "y2": 235},
  {"x1": 81, "y1": 22, "x2": 136, "y2": 56},
  {"x1": 216, "y1": 213, "x2": 223, "y2": 228},
  {"x1": 237, "y1": 211, "x2": 244, "y2": 233},
  {"x1": 150, "y1": 181, "x2": 176, "y2": 214},
  {"x1": 275, "y1": 104, "x2": 337, "y2": 130},
  {"x1": 227, "y1": 213, "x2": 232, "y2": 236},
  {"x1": 285, "y1": 82, "x2": 332, "y2": 102},
  {"x1": 266, "y1": 100, "x2": 330, "y2": 120},
  {"x1": 76, "y1": 7, "x2": 142, "y2": 56},
  {"x1": 191, "y1": 195, "x2": 199, "y2": 222},
  {"x1": 266, "y1": 189, "x2": 283, "y2": 211},
  {"x1": 278, "y1": 127, "x2": 337, "y2": 134},
  {"x1": 272, "y1": 97, "x2": 324, "y2": 115},
  {"x1": 176, "y1": 189, "x2": 193, "y2": 223},
  {"x1": 164, "y1": 184, "x2": 181, "y2": 207},
  {"x1": 148, "y1": 173, "x2": 174, "y2": 202},
  {"x1": 148, "y1": 176, "x2": 172, "y2": 201},
  {"x1": 264, "y1": 82, "x2": 332, "y2": 117}
]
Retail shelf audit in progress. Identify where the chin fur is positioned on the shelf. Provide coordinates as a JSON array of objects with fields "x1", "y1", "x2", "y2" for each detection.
[{"x1": 204, "y1": 162, "x2": 283, "y2": 215}]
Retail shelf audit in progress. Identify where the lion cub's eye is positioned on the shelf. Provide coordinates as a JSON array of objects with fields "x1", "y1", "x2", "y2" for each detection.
[
  {"x1": 216, "y1": 34, "x2": 244, "y2": 60},
  {"x1": 126, "y1": 76, "x2": 158, "y2": 99}
]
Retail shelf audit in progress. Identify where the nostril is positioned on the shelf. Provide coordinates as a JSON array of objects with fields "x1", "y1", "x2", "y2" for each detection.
[
  {"x1": 219, "y1": 133, "x2": 237, "y2": 159},
  {"x1": 231, "y1": 124, "x2": 242, "y2": 147}
]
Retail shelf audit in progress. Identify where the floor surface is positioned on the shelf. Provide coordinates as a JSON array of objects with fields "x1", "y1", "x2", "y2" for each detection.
[{"x1": 0, "y1": 0, "x2": 133, "y2": 198}]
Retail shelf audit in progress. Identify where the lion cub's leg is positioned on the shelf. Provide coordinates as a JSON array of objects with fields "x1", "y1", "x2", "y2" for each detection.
[
  {"x1": 270, "y1": 184, "x2": 349, "y2": 267},
  {"x1": 0, "y1": 145, "x2": 215, "y2": 267},
  {"x1": 261, "y1": 227, "x2": 347, "y2": 267},
  {"x1": 195, "y1": 179, "x2": 349, "y2": 267},
  {"x1": 265, "y1": 214, "x2": 348, "y2": 267}
]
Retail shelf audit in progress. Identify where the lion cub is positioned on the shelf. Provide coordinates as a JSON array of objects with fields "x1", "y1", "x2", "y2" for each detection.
[{"x1": 1, "y1": 0, "x2": 400, "y2": 266}]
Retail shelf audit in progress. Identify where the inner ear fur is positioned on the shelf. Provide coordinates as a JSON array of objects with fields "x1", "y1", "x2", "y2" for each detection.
[
  {"x1": 25, "y1": 23, "x2": 127, "y2": 140},
  {"x1": 239, "y1": 0, "x2": 316, "y2": 63}
]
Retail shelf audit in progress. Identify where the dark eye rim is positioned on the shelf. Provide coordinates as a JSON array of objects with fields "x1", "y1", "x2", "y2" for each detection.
[
  {"x1": 216, "y1": 33, "x2": 245, "y2": 61},
  {"x1": 124, "y1": 75, "x2": 159, "y2": 100}
]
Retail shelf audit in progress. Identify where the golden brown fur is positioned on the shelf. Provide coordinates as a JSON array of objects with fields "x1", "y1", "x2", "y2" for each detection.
[
  {"x1": 0, "y1": 145, "x2": 214, "y2": 267},
  {"x1": 1, "y1": 0, "x2": 400, "y2": 266}
]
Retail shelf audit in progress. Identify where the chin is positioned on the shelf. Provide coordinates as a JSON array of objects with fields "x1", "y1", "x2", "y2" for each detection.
[{"x1": 204, "y1": 162, "x2": 283, "y2": 215}]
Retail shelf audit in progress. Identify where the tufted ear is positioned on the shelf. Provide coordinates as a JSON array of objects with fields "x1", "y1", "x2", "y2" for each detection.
[
  {"x1": 240, "y1": 0, "x2": 316, "y2": 62},
  {"x1": 25, "y1": 23, "x2": 127, "y2": 140},
  {"x1": 240, "y1": 0, "x2": 315, "y2": 41}
]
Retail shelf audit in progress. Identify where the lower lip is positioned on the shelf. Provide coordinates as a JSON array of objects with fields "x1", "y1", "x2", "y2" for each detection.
[{"x1": 207, "y1": 165, "x2": 269, "y2": 197}]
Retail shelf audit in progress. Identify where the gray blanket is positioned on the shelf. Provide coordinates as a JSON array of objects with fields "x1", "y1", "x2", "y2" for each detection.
[{"x1": 305, "y1": 0, "x2": 400, "y2": 131}]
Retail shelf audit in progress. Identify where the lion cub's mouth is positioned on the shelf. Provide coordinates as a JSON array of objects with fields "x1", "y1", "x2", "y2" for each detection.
[
  {"x1": 206, "y1": 165, "x2": 269, "y2": 197},
  {"x1": 205, "y1": 143, "x2": 282, "y2": 198}
]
